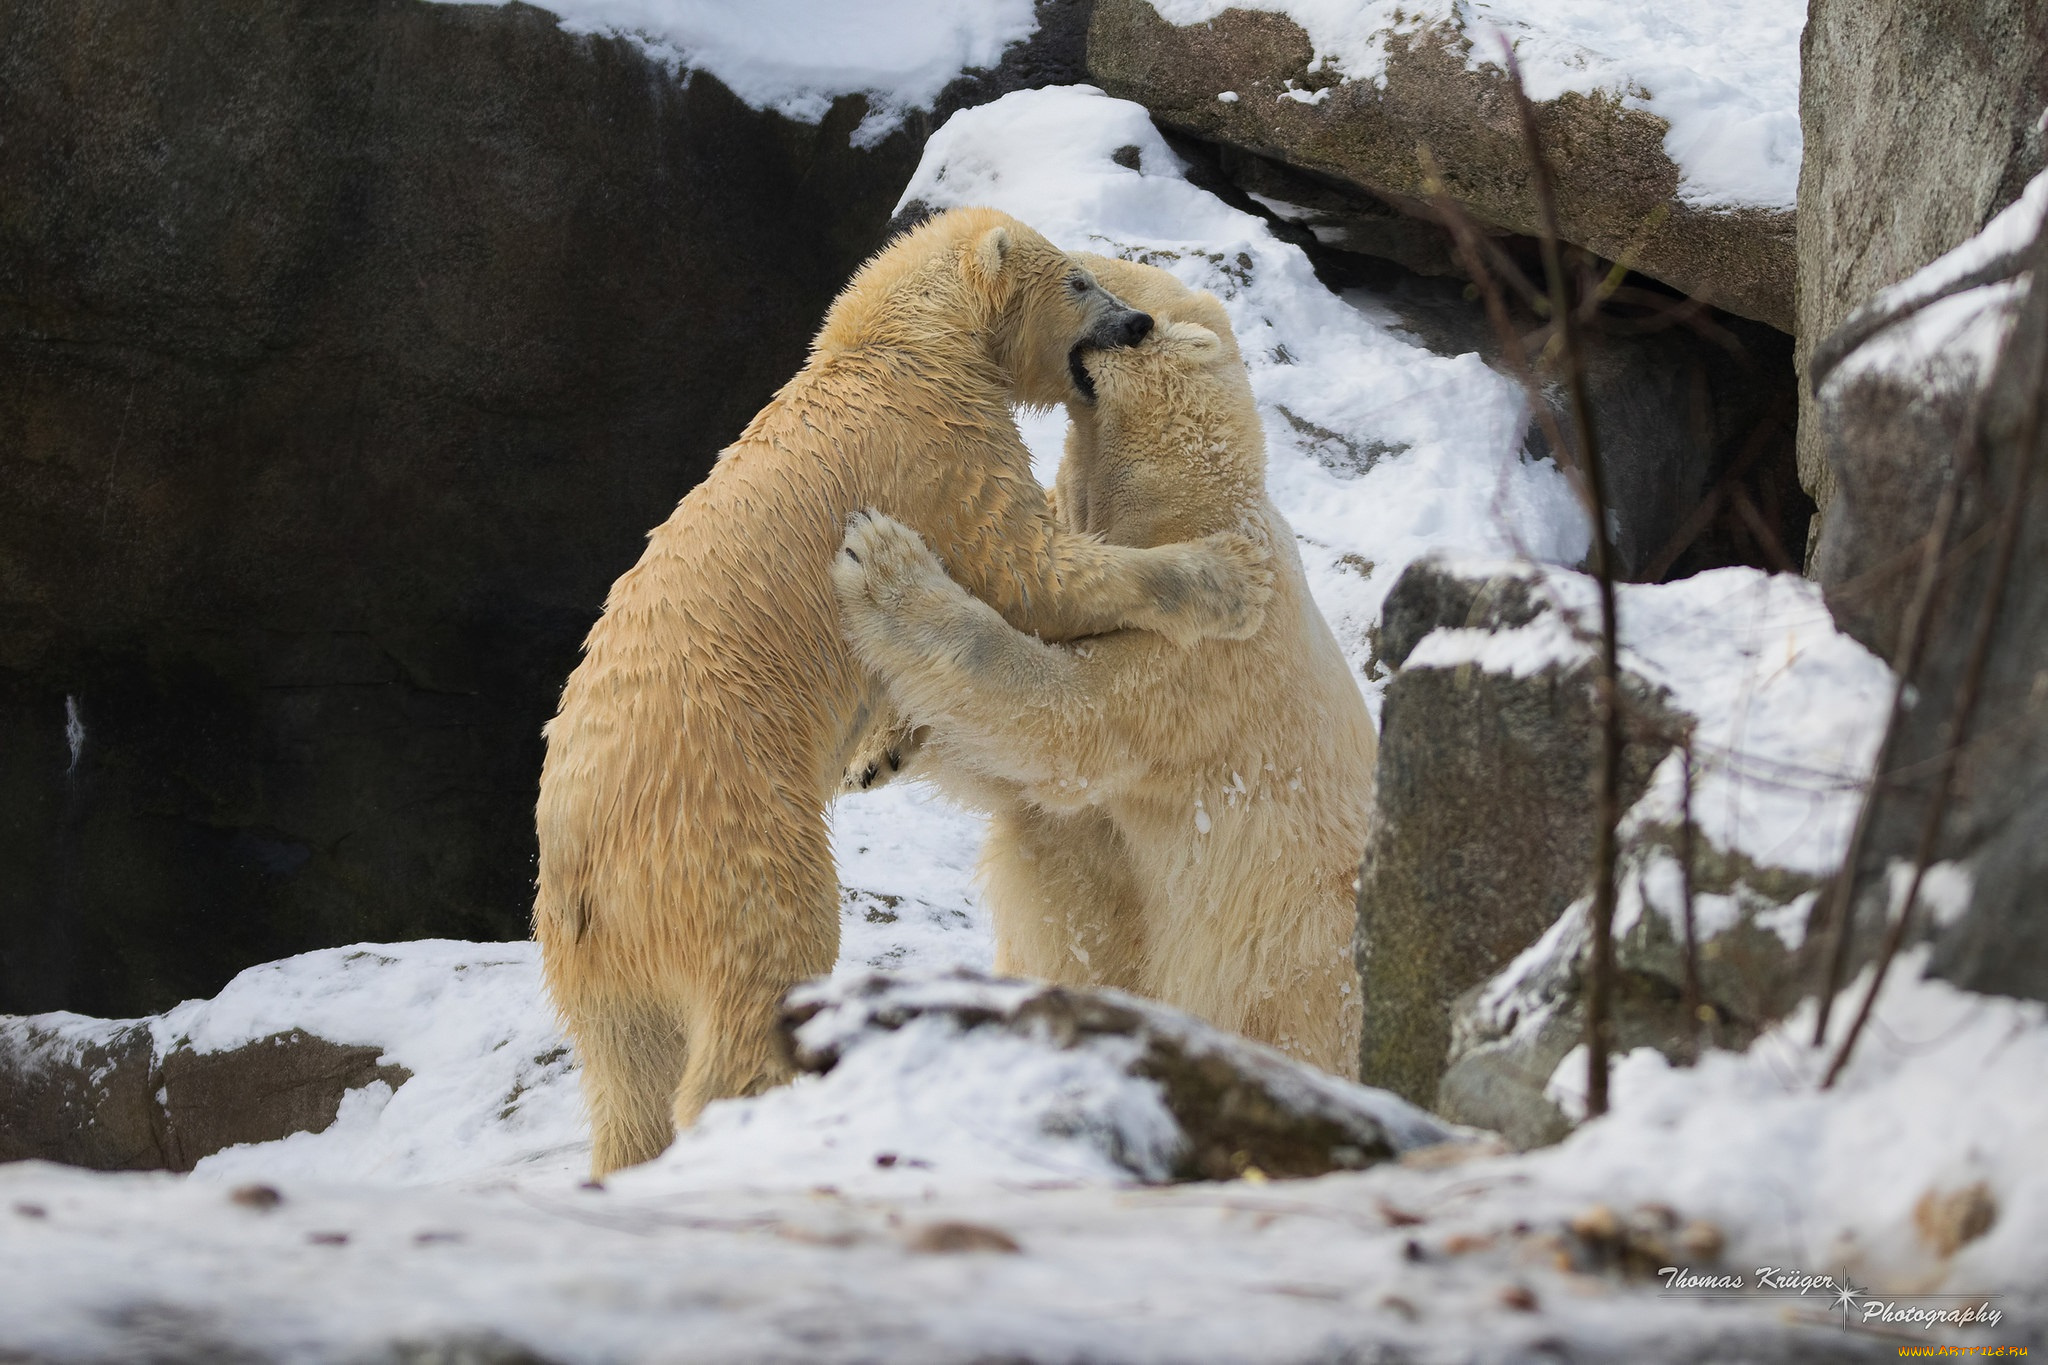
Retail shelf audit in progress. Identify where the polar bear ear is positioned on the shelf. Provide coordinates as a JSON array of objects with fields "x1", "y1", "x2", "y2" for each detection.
[
  {"x1": 966, "y1": 226, "x2": 1012, "y2": 292},
  {"x1": 1157, "y1": 321, "x2": 1223, "y2": 357}
]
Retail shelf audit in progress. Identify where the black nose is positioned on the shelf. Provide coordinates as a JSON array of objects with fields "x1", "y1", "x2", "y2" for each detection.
[{"x1": 1114, "y1": 310, "x2": 1154, "y2": 347}]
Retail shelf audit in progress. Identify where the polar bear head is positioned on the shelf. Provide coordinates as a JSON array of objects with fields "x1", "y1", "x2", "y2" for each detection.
[
  {"x1": 1055, "y1": 258, "x2": 1265, "y2": 548},
  {"x1": 817, "y1": 208, "x2": 1153, "y2": 409}
]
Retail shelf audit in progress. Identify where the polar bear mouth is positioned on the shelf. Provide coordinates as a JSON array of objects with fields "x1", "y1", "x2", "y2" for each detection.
[{"x1": 1068, "y1": 344, "x2": 1098, "y2": 403}]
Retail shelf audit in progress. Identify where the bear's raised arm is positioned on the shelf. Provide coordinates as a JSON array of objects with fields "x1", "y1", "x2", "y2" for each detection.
[
  {"x1": 843, "y1": 510, "x2": 1272, "y2": 650},
  {"x1": 834, "y1": 512, "x2": 1173, "y2": 798}
]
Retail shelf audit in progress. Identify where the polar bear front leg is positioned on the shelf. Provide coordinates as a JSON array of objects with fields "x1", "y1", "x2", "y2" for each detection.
[
  {"x1": 834, "y1": 514, "x2": 1083, "y2": 756},
  {"x1": 1037, "y1": 521, "x2": 1275, "y2": 648}
]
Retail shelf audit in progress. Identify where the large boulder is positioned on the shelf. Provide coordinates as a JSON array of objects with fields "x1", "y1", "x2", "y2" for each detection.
[
  {"x1": 1821, "y1": 176, "x2": 2048, "y2": 1008},
  {"x1": 1808, "y1": 177, "x2": 2046, "y2": 658},
  {"x1": 0, "y1": 0, "x2": 1082, "y2": 1018},
  {"x1": 1353, "y1": 560, "x2": 1676, "y2": 1110},
  {"x1": 1357, "y1": 559, "x2": 1894, "y2": 1136},
  {"x1": 1793, "y1": 0, "x2": 2048, "y2": 528},
  {"x1": 1087, "y1": 0, "x2": 1796, "y2": 331}
]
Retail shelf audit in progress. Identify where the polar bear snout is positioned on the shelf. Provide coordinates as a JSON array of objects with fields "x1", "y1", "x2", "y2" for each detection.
[
  {"x1": 1086, "y1": 305, "x2": 1153, "y2": 351},
  {"x1": 1068, "y1": 309, "x2": 1153, "y2": 403}
]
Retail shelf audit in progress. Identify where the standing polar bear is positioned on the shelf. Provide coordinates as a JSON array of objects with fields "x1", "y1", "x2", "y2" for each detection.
[
  {"x1": 537, "y1": 212, "x2": 1275, "y2": 1177},
  {"x1": 835, "y1": 257, "x2": 1377, "y2": 1077}
]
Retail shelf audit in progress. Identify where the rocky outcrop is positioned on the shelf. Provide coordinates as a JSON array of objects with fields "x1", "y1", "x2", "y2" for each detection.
[
  {"x1": 1822, "y1": 179, "x2": 2048, "y2": 1008},
  {"x1": 1353, "y1": 561, "x2": 1676, "y2": 1110},
  {"x1": 1087, "y1": 0, "x2": 1795, "y2": 331},
  {"x1": 0, "y1": 0, "x2": 1084, "y2": 1019},
  {"x1": 1357, "y1": 558, "x2": 1893, "y2": 1136},
  {"x1": 0, "y1": 1015, "x2": 409, "y2": 1170},
  {"x1": 783, "y1": 971, "x2": 1455, "y2": 1181},
  {"x1": 1808, "y1": 179, "x2": 2045, "y2": 658},
  {"x1": 1793, "y1": 0, "x2": 2048, "y2": 526},
  {"x1": 1439, "y1": 828, "x2": 1820, "y2": 1149}
]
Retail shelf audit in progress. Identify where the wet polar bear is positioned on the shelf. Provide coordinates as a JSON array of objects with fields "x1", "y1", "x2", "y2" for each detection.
[
  {"x1": 835, "y1": 257, "x2": 1376, "y2": 1077},
  {"x1": 537, "y1": 213, "x2": 1274, "y2": 1177}
]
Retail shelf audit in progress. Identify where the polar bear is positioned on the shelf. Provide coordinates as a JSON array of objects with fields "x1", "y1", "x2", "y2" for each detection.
[
  {"x1": 834, "y1": 257, "x2": 1376, "y2": 1077},
  {"x1": 537, "y1": 213, "x2": 1275, "y2": 1177}
]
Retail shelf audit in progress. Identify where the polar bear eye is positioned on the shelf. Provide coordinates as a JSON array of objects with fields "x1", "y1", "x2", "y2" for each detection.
[{"x1": 1067, "y1": 275, "x2": 1089, "y2": 295}]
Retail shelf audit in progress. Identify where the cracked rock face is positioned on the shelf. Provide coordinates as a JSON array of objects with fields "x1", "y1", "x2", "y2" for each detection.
[
  {"x1": 1793, "y1": 0, "x2": 2048, "y2": 520},
  {"x1": 1825, "y1": 190, "x2": 2048, "y2": 1011}
]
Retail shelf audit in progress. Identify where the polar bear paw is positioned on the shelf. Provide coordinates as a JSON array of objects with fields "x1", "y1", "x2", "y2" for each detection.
[
  {"x1": 1154, "y1": 521, "x2": 1276, "y2": 646},
  {"x1": 834, "y1": 511, "x2": 956, "y2": 616},
  {"x1": 840, "y1": 712, "x2": 929, "y2": 793}
]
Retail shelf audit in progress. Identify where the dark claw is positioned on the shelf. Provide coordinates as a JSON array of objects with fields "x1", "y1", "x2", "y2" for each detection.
[
  {"x1": 885, "y1": 749, "x2": 902, "y2": 772},
  {"x1": 859, "y1": 764, "x2": 879, "y2": 789},
  {"x1": 845, "y1": 547, "x2": 862, "y2": 565}
]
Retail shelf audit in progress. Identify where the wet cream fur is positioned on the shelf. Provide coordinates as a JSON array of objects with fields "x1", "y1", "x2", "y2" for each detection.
[
  {"x1": 536, "y1": 215, "x2": 1276, "y2": 1177},
  {"x1": 833, "y1": 257, "x2": 1375, "y2": 1077}
]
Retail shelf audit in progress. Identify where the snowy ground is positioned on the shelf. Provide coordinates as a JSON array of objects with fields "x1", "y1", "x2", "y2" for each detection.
[{"x1": 5, "y1": 88, "x2": 2043, "y2": 1362}]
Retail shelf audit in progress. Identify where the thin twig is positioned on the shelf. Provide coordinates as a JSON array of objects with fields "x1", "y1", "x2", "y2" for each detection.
[
  {"x1": 1501, "y1": 45, "x2": 1625, "y2": 1120},
  {"x1": 1678, "y1": 737, "x2": 1703, "y2": 1055},
  {"x1": 1415, "y1": 145, "x2": 1579, "y2": 493}
]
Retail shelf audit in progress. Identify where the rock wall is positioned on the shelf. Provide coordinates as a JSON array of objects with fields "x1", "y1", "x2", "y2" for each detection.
[
  {"x1": 0, "y1": 1015, "x2": 409, "y2": 1171},
  {"x1": 1794, "y1": 0, "x2": 2048, "y2": 531},
  {"x1": 0, "y1": 0, "x2": 1084, "y2": 1017}
]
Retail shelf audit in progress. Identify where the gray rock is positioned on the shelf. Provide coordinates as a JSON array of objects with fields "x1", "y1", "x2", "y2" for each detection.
[
  {"x1": 1809, "y1": 210, "x2": 2036, "y2": 658},
  {"x1": 1354, "y1": 559, "x2": 1676, "y2": 1110},
  {"x1": 0, "y1": 1014, "x2": 409, "y2": 1171},
  {"x1": 1829, "y1": 192, "x2": 2048, "y2": 1008},
  {"x1": 0, "y1": 0, "x2": 1082, "y2": 1019},
  {"x1": 1793, "y1": 0, "x2": 2048, "y2": 526},
  {"x1": 0, "y1": 1017, "x2": 161, "y2": 1170},
  {"x1": 782, "y1": 971, "x2": 1455, "y2": 1182},
  {"x1": 1087, "y1": 0, "x2": 1795, "y2": 331}
]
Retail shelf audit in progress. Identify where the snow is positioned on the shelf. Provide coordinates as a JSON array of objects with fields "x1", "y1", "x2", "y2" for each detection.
[
  {"x1": 6, "y1": 954, "x2": 2042, "y2": 1359},
  {"x1": 431, "y1": 0, "x2": 1038, "y2": 145},
  {"x1": 1150, "y1": 0, "x2": 1805, "y2": 209},
  {"x1": 1834, "y1": 277, "x2": 2030, "y2": 396},
  {"x1": 906, "y1": 86, "x2": 1589, "y2": 722}
]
